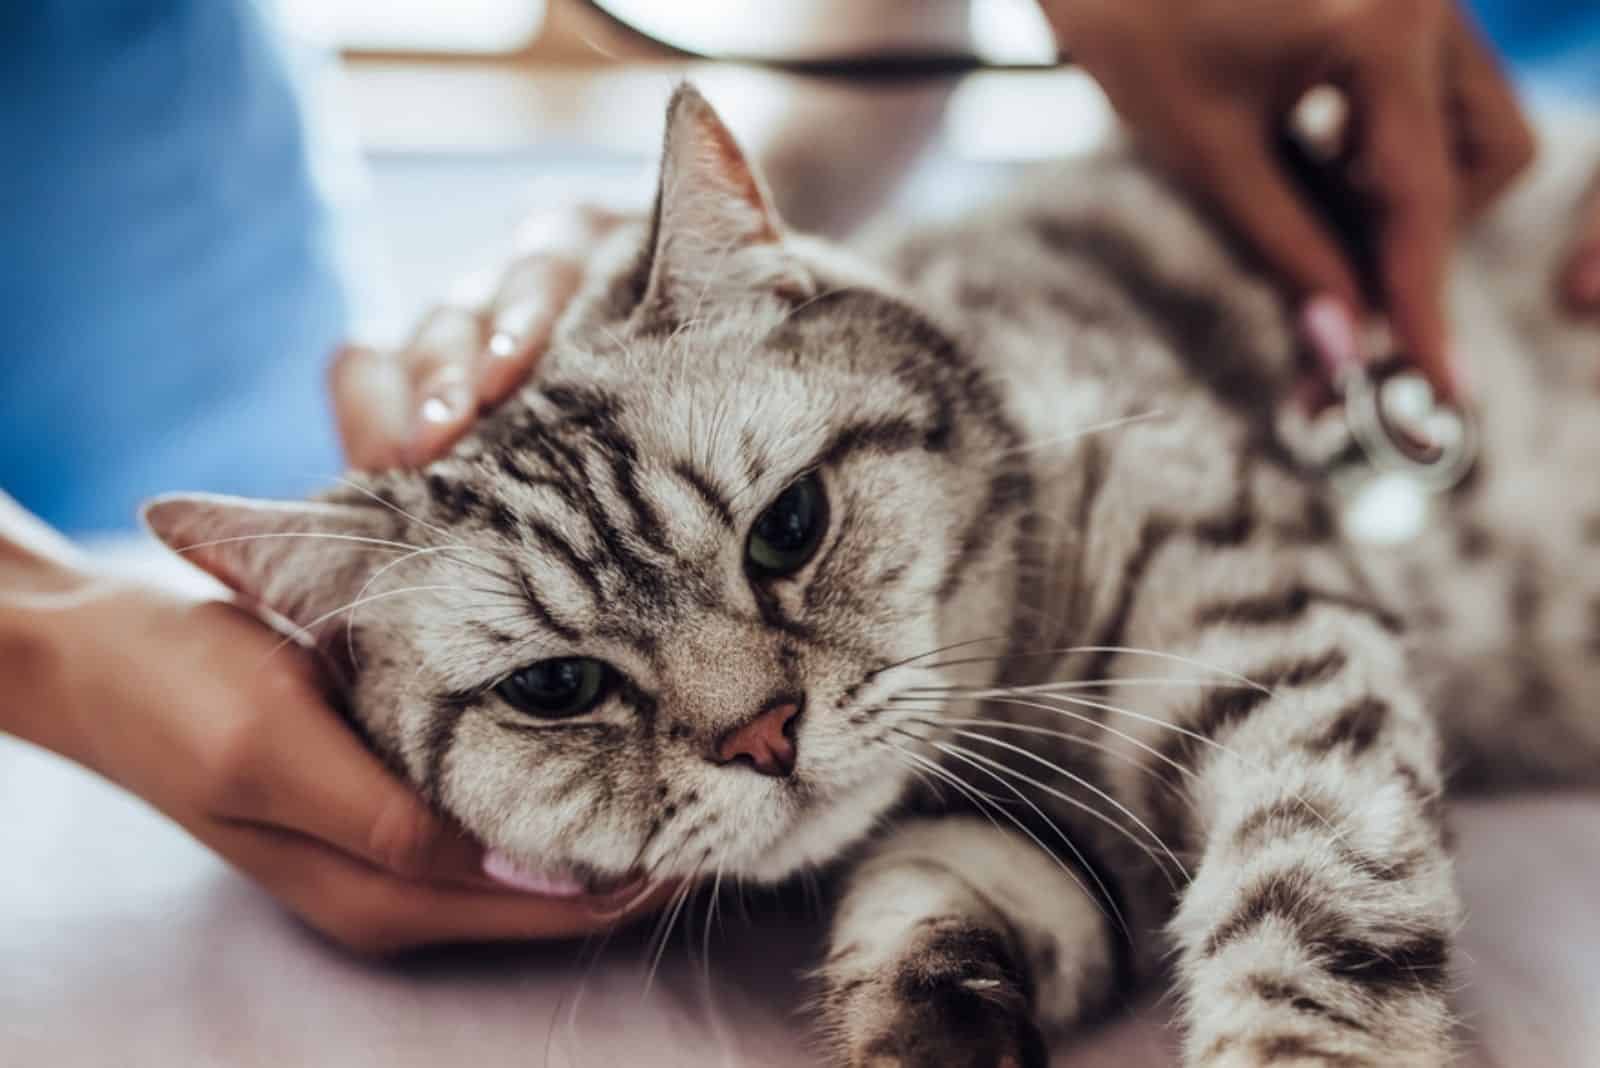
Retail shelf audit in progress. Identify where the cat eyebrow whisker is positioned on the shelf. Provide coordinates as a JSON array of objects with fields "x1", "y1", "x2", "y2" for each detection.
[
  {"x1": 980, "y1": 408, "x2": 1169, "y2": 462},
  {"x1": 344, "y1": 543, "x2": 515, "y2": 671},
  {"x1": 869, "y1": 634, "x2": 1008, "y2": 676},
  {"x1": 329, "y1": 476, "x2": 459, "y2": 543},
  {"x1": 258, "y1": 584, "x2": 523, "y2": 668}
]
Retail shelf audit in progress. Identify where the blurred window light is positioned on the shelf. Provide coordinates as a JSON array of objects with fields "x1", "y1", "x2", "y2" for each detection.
[{"x1": 280, "y1": 0, "x2": 547, "y2": 53}]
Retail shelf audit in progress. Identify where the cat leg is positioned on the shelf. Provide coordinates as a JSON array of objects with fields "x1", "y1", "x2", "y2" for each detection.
[
  {"x1": 1155, "y1": 618, "x2": 1461, "y2": 1067},
  {"x1": 816, "y1": 817, "x2": 1115, "y2": 1068}
]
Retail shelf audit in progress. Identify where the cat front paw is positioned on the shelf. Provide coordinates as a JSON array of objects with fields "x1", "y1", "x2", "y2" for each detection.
[{"x1": 823, "y1": 920, "x2": 1048, "y2": 1068}]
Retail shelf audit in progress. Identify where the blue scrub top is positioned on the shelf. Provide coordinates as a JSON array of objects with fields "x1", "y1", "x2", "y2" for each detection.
[
  {"x1": 1470, "y1": 0, "x2": 1600, "y2": 98},
  {"x1": 0, "y1": 1, "x2": 345, "y2": 534}
]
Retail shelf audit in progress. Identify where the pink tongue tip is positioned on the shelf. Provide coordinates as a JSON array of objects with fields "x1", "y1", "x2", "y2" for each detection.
[{"x1": 482, "y1": 851, "x2": 587, "y2": 898}]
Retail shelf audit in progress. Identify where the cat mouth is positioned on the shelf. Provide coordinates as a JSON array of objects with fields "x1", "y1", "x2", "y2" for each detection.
[{"x1": 483, "y1": 854, "x2": 647, "y2": 901}]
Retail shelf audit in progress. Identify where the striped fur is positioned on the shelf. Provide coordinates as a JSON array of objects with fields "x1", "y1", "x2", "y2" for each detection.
[{"x1": 145, "y1": 89, "x2": 1600, "y2": 1066}]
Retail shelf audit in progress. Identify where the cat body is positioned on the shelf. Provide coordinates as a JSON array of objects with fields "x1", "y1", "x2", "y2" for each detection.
[{"x1": 147, "y1": 89, "x2": 1600, "y2": 1067}]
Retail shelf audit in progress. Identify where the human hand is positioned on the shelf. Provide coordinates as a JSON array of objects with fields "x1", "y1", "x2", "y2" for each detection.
[
  {"x1": 15, "y1": 576, "x2": 669, "y2": 955},
  {"x1": 1041, "y1": 0, "x2": 1536, "y2": 402},
  {"x1": 330, "y1": 205, "x2": 626, "y2": 469}
]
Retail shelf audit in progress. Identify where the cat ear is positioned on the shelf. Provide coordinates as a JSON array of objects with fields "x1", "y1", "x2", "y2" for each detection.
[
  {"x1": 635, "y1": 83, "x2": 813, "y2": 325},
  {"x1": 142, "y1": 493, "x2": 391, "y2": 641}
]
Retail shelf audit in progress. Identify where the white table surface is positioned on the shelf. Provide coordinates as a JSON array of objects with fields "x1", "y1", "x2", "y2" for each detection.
[{"x1": 4, "y1": 543, "x2": 1599, "y2": 1067}]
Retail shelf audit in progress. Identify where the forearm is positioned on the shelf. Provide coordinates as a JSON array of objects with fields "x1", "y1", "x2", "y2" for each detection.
[{"x1": 0, "y1": 491, "x2": 92, "y2": 751}]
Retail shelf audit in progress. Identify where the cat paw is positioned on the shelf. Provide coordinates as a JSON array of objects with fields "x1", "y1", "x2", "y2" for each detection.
[{"x1": 827, "y1": 920, "x2": 1049, "y2": 1068}]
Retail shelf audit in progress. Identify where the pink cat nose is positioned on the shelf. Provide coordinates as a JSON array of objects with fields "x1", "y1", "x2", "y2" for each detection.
[{"x1": 713, "y1": 699, "x2": 801, "y2": 778}]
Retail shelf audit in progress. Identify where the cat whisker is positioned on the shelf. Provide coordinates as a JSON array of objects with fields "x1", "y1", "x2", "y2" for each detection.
[
  {"x1": 912, "y1": 689, "x2": 1342, "y2": 842},
  {"x1": 890, "y1": 722, "x2": 1131, "y2": 938},
  {"x1": 171, "y1": 530, "x2": 422, "y2": 556},
  {"x1": 882, "y1": 730, "x2": 1129, "y2": 938},
  {"x1": 251, "y1": 584, "x2": 488, "y2": 667},
  {"x1": 870, "y1": 634, "x2": 1008, "y2": 677},
  {"x1": 344, "y1": 543, "x2": 504, "y2": 670},
  {"x1": 327, "y1": 477, "x2": 524, "y2": 587},
  {"x1": 643, "y1": 850, "x2": 712, "y2": 996},
  {"x1": 879, "y1": 740, "x2": 1024, "y2": 841},
  {"x1": 329, "y1": 476, "x2": 458, "y2": 545},
  {"x1": 905, "y1": 714, "x2": 1196, "y2": 810},
  {"x1": 942, "y1": 687, "x2": 1258, "y2": 783},
  {"x1": 915, "y1": 728, "x2": 1189, "y2": 888},
  {"x1": 891, "y1": 691, "x2": 1197, "y2": 788},
  {"x1": 911, "y1": 676, "x2": 1258, "y2": 696},
  {"x1": 982, "y1": 409, "x2": 1168, "y2": 462},
  {"x1": 914, "y1": 644, "x2": 1270, "y2": 691}
]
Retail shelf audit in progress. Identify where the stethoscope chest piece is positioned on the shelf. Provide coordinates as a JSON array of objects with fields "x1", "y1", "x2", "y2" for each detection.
[{"x1": 1340, "y1": 360, "x2": 1478, "y2": 493}]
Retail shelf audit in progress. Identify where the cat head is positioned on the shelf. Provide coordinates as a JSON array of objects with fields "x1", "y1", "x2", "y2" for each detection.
[{"x1": 145, "y1": 85, "x2": 1031, "y2": 891}]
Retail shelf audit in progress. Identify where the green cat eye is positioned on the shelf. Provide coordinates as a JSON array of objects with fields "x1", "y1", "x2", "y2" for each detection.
[
  {"x1": 746, "y1": 473, "x2": 828, "y2": 578},
  {"x1": 495, "y1": 657, "x2": 610, "y2": 719}
]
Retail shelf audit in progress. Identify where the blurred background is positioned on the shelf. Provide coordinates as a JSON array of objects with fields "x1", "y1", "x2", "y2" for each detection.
[{"x1": 2, "y1": 0, "x2": 1593, "y2": 536}]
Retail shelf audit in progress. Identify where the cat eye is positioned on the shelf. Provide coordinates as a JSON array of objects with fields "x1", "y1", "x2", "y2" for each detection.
[
  {"x1": 746, "y1": 473, "x2": 828, "y2": 578},
  {"x1": 495, "y1": 657, "x2": 611, "y2": 719}
]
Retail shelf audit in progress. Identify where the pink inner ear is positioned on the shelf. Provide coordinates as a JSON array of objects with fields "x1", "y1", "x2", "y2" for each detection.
[{"x1": 693, "y1": 109, "x2": 780, "y2": 244}]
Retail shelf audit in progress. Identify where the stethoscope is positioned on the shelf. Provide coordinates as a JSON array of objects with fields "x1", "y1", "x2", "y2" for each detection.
[
  {"x1": 578, "y1": 4, "x2": 1483, "y2": 491},
  {"x1": 1336, "y1": 358, "x2": 1478, "y2": 492},
  {"x1": 1281, "y1": 88, "x2": 1481, "y2": 494}
]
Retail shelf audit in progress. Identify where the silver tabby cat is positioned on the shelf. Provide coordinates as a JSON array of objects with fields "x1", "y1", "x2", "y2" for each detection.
[{"x1": 147, "y1": 86, "x2": 1600, "y2": 1067}]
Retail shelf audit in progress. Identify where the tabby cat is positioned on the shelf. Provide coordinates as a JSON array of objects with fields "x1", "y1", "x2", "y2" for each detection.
[{"x1": 146, "y1": 86, "x2": 1600, "y2": 1066}]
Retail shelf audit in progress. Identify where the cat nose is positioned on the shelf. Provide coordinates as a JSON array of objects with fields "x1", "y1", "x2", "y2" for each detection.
[{"x1": 713, "y1": 697, "x2": 802, "y2": 778}]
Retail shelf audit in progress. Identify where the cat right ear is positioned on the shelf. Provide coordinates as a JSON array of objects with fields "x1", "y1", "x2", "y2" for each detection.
[
  {"x1": 142, "y1": 493, "x2": 392, "y2": 641},
  {"x1": 632, "y1": 83, "x2": 813, "y2": 327}
]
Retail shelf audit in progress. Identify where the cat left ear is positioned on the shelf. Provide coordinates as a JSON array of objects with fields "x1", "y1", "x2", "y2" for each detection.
[
  {"x1": 635, "y1": 84, "x2": 813, "y2": 325},
  {"x1": 142, "y1": 493, "x2": 391, "y2": 643}
]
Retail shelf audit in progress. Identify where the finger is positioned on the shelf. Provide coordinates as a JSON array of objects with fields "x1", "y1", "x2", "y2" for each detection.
[
  {"x1": 477, "y1": 254, "x2": 584, "y2": 405},
  {"x1": 1561, "y1": 178, "x2": 1600, "y2": 313},
  {"x1": 1350, "y1": 49, "x2": 1462, "y2": 399},
  {"x1": 1444, "y1": 6, "x2": 1537, "y2": 219},
  {"x1": 328, "y1": 344, "x2": 412, "y2": 470},
  {"x1": 212, "y1": 821, "x2": 673, "y2": 955},
  {"x1": 476, "y1": 205, "x2": 629, "y2": 404},
  {"x1": 399, "y1": 306, "x2": 483, "y2": 465},
  {"x1": 1173, "y1": 104, "x2": 1368, "y2": 322},
  {"x1": 210, "y1": 680, "x2": 487, "y2": 886}
]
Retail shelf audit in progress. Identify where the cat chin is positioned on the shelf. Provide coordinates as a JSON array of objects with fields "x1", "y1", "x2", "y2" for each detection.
[{"x1": 735, "y1": 763, "x2": 913, "y2": 884}]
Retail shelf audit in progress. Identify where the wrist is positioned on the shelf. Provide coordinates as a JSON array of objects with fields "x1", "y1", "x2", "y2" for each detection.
[{"x1": 0, "y1": 554, "x2": 102, "y2": 759}]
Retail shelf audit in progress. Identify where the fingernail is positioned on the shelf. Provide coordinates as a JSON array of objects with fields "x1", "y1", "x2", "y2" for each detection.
[
  {"x1": 486, "y1": 330, "x2": 521, "y2": 360},
  {"x1": 482, "y1": 850, "x2": 587, "y2": 898},
  {"x1": 1301, "y1": 294, "x2": 1364, "y2": 385},
  {"x1": 416, "y1": 377, "x2": 472, "y2": 426}
]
